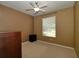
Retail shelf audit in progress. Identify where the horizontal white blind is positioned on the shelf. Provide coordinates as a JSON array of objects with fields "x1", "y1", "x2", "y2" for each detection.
[{"x1": 42, "y1": 16, "x2": 56, "y2": 37}]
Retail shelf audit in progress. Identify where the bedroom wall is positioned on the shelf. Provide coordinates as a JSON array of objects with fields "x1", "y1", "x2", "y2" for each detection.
[
  {"x1": 0, "y1": 5, "x2": 33, "y2": 42},
  {"x1": 34, "y1": 7, "x2": 74, "y2": 47},
  {"x1": 74, "y1": 2, "x2": 79, "y2": 57}
]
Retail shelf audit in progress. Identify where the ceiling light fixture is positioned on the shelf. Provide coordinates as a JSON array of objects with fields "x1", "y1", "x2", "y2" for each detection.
[
  {"x1": 34, "y1": 7, "x2": 40, "y2": 12},
  {"x1": 26, "y1": 1, "x2": 47, "y2": 15}
]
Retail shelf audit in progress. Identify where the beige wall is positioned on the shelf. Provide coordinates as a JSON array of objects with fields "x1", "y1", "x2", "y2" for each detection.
[
  {"x1": 0, "y1": 5, "x2": 33, "y2": 42},
  {"x1": 34, "y1": 7, "x2": 74, "y2": 47},
  {"x1": 74, "y1": 2, "x2": 79, "y2": 57},
  {"x1": 0, "y1": 2, "x2": 79, "y2": 56}
]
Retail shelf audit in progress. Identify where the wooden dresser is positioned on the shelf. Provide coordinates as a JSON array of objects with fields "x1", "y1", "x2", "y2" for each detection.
[{"x1": 0, "y1": 32, "x2": 21, "y2": 58}]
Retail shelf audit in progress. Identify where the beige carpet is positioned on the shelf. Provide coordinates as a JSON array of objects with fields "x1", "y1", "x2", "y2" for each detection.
[{"x1": 22, "y1": 40, "x2": 77, "y2": 58}]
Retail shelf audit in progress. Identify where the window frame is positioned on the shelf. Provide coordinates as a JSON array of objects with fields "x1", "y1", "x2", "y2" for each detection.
[{"x1": 42, "y1": 16, "x2": 56, "y2": 38}]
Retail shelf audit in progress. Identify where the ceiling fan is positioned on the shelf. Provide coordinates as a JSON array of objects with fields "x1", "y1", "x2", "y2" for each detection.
[{"x1": 26, "y1": 2, "x2": 47, "y2": 15}]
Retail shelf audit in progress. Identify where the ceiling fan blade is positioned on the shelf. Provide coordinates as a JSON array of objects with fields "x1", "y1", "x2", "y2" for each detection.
[
  {"x1": 40, "y1": 9, "x2": 45, "y2": 12},
  {"x1": 39, "y1": 10, "x2": 46, "y2": 13},
  {"x1": 34, "y1": 11, "x2": 39, "y2": 15},
  {"x1": 26, "y1": 9, "x2": 34, "y2": 11},
  {"x1": 35, "y1": 1, "x2": 39, "y2": 7},
  {"x1": 40, "y1": 6, "x2": 47, "y2": 9},
  {"x1": 29, "y1": 2, "x2": 35, "y2": 8}
]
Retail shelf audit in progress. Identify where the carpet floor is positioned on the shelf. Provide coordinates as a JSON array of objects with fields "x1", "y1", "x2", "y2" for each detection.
[{"x1": 22, "y1": 40, "x2": 77, "y2": 58}]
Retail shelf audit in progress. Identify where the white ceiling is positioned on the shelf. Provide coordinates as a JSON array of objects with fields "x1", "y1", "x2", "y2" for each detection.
[{"x1": 0, "y1": 1, "x2": 75, "y2": 16}]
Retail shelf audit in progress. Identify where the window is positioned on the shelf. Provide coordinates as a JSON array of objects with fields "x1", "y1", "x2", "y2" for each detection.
[{"x1": 42, "y1": 16, "x2": 56, "y2": 37}]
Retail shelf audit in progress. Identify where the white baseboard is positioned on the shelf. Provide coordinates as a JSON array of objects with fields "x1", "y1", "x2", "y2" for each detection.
[{"x1": 38, "y1": 40, "x2": 74, "y2": 50}]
